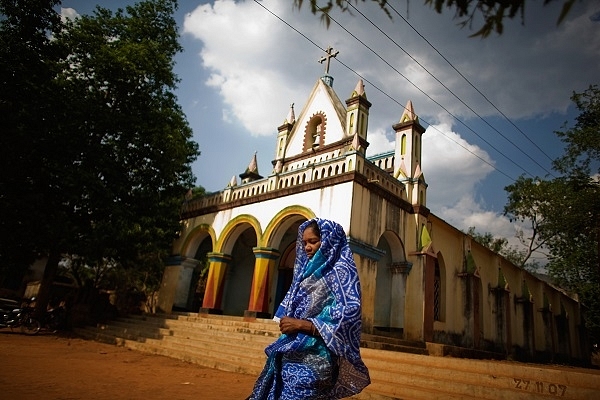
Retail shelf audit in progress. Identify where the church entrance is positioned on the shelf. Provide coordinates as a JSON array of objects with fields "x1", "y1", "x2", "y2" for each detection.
[{"x1": 221, "y1": 227, "x2": 256, "y2": 316}]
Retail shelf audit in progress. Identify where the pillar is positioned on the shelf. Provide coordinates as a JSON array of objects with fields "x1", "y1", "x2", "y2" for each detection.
[
  {"x1": 200, "y1": 252, "x2": 232, "y2": 314},
  {"x1": 389, "y1": 261, "x2": 412, "y2": 330},
  {"x1": 157, "y1": 255, "x2": 199, "y2": 314},
  {"x1": 244, "y1": 247, "x2": 280, "y2": 319}
]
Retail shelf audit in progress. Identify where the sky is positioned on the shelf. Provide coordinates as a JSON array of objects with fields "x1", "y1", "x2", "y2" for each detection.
[{"x1": 65, "y1": 0, "x2": 600, "y2": 262}]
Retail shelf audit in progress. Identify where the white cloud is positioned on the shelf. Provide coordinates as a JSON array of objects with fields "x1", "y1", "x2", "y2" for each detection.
[
  {"x1": 365, "y1": 128, "x2": 394, "y2": 155},
  {"x1": 178, "y1": 0, "x2": 596, "y2": 248},
  {"x1": 422, "y1": 122, "x2": 494, "y2": 210},
  {"x1": 60, "y1": 7, "x2": 79, "y2": 21},
  {"x1": 183, "y1": 0, "x2": 598, "y2": 137}
]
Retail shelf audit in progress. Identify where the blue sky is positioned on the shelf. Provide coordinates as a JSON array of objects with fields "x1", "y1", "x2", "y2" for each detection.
[{"x1": 67, "y1": 0, "x2": 599, "y2": 261}]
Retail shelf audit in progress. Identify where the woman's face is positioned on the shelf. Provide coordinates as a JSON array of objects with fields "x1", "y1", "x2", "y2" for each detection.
[{"x1": 302, "y1": 226, "x2": 321, "y2": 259}]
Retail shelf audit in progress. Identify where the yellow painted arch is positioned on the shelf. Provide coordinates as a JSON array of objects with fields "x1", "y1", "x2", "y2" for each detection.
[
  {"x1": 262, "y1": 206, "x2": 315, "y2": 248},
  {"x1": 179, "y1": 223, "x2": 216, "y2": 258},
  {"x1": 216, "y1": 214, "x2": 262, "y2": 253}
]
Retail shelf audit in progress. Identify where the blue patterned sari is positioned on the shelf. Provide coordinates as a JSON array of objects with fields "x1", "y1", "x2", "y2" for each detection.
[{"x1": 249, "y1": 219, "x2": 370, "y2": 399}]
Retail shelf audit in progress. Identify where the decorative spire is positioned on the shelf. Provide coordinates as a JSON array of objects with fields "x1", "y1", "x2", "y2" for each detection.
[
  {"x1": 246, "y1": 151, "x2": 258, "y2": 175},
  {"x1": 228, "y1": 175, "x2": 238, "y2": 187},
  {"x1": 239, "y1": 151, "x2": 263, "y2": 183},
  {"x1": 285, "y1": 103, "x2": 295, "y2": 124},
  {"x1": 351, "y1": 79, "x2": 366, "y2": 98},
  {"x1": 394, "y1": 160, "x2": 408, "y2": 179},
  {"x1": 413, "y1": 164, "x2": 422, "y2": 179},
  {"x1": 399, "y1": 100, "x2": 418, "y2": 123}
]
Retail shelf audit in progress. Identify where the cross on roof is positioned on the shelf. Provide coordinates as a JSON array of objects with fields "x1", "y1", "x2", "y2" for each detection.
[{"x1": 319, "y1": 46, "x2": 339, "y2": 75}]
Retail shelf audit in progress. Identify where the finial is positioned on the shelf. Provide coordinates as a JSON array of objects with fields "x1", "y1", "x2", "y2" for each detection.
[
  {"x1": 319, "y1": 46, "x2": 339, "y2": 75},
  {"x1": 286, "y1": 103, "x2": 295, "y2": 124}
]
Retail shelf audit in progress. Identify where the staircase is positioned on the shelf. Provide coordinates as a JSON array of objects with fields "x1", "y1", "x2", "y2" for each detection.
[{"x1": 74, "y1": 313, "x2": 600, "y2": 399}]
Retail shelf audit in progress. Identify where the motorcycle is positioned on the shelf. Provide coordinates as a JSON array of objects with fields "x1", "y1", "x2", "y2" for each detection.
[
  {"x1": 0, "y1": 297, "x2": 41, "y2": 335},
  {"x1": 42, "y1": 304, "x2": 66, "y2": 332}
]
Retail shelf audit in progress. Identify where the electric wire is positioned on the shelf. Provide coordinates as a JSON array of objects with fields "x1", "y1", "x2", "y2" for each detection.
[
  {"x1": 346, "y1": 0, "x2": 556, "y2": 178},
  {"x1": 251, "y1": 0, "x2": 550, "y2": 182},
  {"x1": 251, "y1": 0, "x2": 509, "y2": 178},
  {"x1": 384, "y1": 1, "x2": 557, "y2": 167}
]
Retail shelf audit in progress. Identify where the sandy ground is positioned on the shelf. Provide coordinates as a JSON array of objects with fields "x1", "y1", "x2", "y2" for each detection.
[{"x1": 0, "y1": 330, "x2": 258, "y2": 400}]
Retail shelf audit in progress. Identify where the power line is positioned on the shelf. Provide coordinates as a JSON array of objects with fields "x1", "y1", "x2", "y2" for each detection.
[
  {"x1": 387, "y1": 3, "x2": 554, "y2": 172},
  {"x1": 347, "y1": 1, "x2": 556, "y2": 178},
  {"x1": 251, "y1": 0, "x2": 530, "y2": 182}
]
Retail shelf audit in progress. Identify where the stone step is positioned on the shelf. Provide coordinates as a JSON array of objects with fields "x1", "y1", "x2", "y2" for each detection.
[
  {"x1": 120, "y1": 313, "x2": 280, "y2": 333},
  {"x1": 76, "y1": 327, "x2": 264, "y2": 376},
  {"x1": 360, "y1": 340, "x2": 428, "y2": 355},
  {"x1": 74, "y1": 313, "x2": 600, "y2": 400},
  {"x1": 361, "y1": 333, "x2": 427, "y2": 348},
  {"x1": 104, "y1": 318, "x2": 278, "y2": 344},
  {"x1": 361, "y1": 347, "x2": 600, "y2": 400}
]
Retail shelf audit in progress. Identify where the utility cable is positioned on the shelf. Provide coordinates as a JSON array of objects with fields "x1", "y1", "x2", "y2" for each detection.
[
  {"x1": 251, "y1": 0, "x2": 516, "y2": 181},
  {"x1": 384, "y1": 1, "x2": 557, "y2": 171},
  {"x1": 345, "y1": 0, "x2": 555, "y2": 178}
]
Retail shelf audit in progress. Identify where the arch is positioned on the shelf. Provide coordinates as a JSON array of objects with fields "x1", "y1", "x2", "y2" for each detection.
[
  {"x1": 179, "y1": 224, "x2": 216, "y2": 258},
  {"x1": 263, "y1": 205, "x2": 315, "y2": 248},
  {"x1": 303, "y1": 112, "x2": 326, "y2": 151},
  {"x1": 374, "y1": 230, "x2": 407, "y2": 333},
  {"x1": 220, "y1": 223, "x2": 257, "y2": 317},
  {"x1": 262, "y1": 206, "x2": 315, "y2": 315},
  {"x1": 216, "y1": 214, "x2": 262, "y2": 254}
]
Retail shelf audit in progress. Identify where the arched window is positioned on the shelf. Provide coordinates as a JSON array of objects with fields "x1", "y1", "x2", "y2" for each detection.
[
  {"x1": 401, "y1": 134, "x2": 407, "y2": 155},
  {"x1": 303, "y1": 113, "x2": 326, "y2": 151}
]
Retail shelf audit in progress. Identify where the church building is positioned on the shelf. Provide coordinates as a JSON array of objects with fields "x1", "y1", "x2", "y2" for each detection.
[{"x1": 157, "y1": 49, "x2": 588, "y2": 364}]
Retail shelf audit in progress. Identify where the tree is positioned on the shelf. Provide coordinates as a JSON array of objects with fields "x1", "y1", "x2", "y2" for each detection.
[
  {"x1": 466, "y1": 226, "x2": 541, "y2": 271},
  {"x1": 0, "y1": 0, "x2": 200, "y2": 315},
  {"x1": 0, "y1": 0, "x2": 65, "y2": 289},
  {"x1": 504, "y1": 85, "x2": 600, "y2": 345},
  {"x1": 293, "y1": 0, "x2": 578, "y2": 37}
]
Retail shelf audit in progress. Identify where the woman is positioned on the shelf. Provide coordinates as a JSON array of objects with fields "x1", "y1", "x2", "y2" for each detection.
[{"x1": 248, "y1": 218, "x2": 370, "y2": 399}]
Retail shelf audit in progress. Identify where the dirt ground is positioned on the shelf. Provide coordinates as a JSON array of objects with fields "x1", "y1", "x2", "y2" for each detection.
[{"x1": 0, "y1": 330, "x2": 257, "y2": 400}]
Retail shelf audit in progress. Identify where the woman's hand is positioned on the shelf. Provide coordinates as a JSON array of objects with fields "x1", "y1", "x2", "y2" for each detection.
[{"x1": 279, "y1": 316, "x2": 317, "y2": 336}]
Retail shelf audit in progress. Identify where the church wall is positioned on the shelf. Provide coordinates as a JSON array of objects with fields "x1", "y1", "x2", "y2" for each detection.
[
  {"x1": 427, "y1": 213, "x2": 584, "y2": 361},
  {"x1": 175, "y1": 183, "x2": 355, "y2": 256},
  {"x1": 348, "y1": 182, "x2": 428, "y2": 340},
  {"x1": 427, "y1": 217, "x2": 469, "y2": 343}
]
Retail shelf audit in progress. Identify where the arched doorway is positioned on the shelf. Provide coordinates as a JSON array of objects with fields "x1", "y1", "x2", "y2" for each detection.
[
  {"x1": 266, "y1": 215, "x2": 305, "y2": 316},
  {"x1": 221, "y1": 226, "x2": 257, "y2": 316},
  {"x1": 374, "y1": 236, "x2": 392, "y2": 328},
  {"x1": 374, "y1": 231, "x2": 407, "y2": 335},
  {"x1": 189, "y1": 235, "x2": 213, "y2": 311}
]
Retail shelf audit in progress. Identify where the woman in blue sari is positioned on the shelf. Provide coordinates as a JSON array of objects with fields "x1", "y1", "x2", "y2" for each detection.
[{"x1": 248, "y1": 218, "x2": 370, "y2": 399}]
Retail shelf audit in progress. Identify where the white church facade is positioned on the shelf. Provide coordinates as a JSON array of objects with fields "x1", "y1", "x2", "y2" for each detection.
[{"x1": 157, "y1": 59, "x2": 589, "y2": 364}]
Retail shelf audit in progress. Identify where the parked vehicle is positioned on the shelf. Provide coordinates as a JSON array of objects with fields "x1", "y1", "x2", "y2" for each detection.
[
  {"x1": 0, "y1": 297, "x2": 41, "y2": 335},
  {"x1": 43, "y1": 304, "x2": 66, "y2": 332}
]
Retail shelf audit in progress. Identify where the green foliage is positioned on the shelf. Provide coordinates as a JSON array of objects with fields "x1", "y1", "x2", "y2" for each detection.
[
  {"x1": 0, "y1": 0, "x2": 65, "y2": 273},
  {"x1": 0, "y1": 1, "x2": 200, "y2": 311},
  {"x1": 504, "y1": 86, "x2": 600, "y2": 345},
  {"x1": 293, "y1": 0, "x2": 577, "y2": 37},
  {"x1": 466, "y1": 226, "x2": 540, "y2": 271}
]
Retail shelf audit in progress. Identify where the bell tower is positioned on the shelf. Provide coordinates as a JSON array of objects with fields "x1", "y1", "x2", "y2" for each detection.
[
  {"x1": 345, "y1": 79, "x2": 371, "y2": 143},
  {"x1": 393, "y1": 100, "x2": 427, "y2": 206}
]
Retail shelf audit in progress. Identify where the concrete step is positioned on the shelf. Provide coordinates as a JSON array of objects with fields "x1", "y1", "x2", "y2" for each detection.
[
  {"x1": 74, "y1": 313, "x2": 600, "y2": 400},
  {"x1": 361, "y1": 347, "x2": 600, "y2": 400},
  {"x1": 76, "y1": 327, "x2": 264, "y2": 376},
  {"x1": 103, "y1": 318, "x2": 277, "y2": 345},
  {"x1": 361, "y1": 333, "x2": 428, "y2": 355}
]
